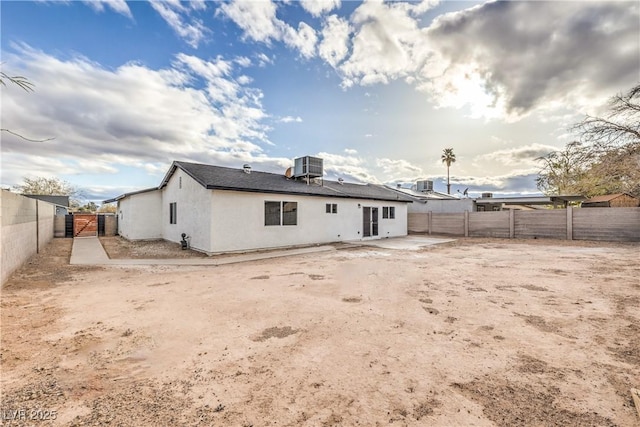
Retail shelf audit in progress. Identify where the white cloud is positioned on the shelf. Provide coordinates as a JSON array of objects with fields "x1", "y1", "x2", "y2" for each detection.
[
  {"x1": 376, "y1": 158, "x2": 424, "y2": 182},
  {"x1": 420, "y1": 1, "x2": 640, "y2": 119},
  {"x1": 217, "y1": 0, "x2": 317, "y2": 58},
  {"x1": 279, "y1": 116, "x2": 303, "y2": 123},
  {"x1": 319, "y1": 15, "x2": 351, "y2": 67},
  {"x1": 472, "y1": 144, "x2": 557, "y2": 170},
  {"x1": 218, "y1": 0, "x2": 281, "y2": 43},
  {"x1": 300, "y1": 0, "x2": 341, "y2": 17},
  {"x1": 452, "y1": 172, "x2": 540, "y2": 195},
  {"x1": 309, "y1": 1, "x2": 639, "y2": 122},
  {"x1": 150, "y1": 0, "x2": 209, "y2": 48},
  {"x1": 82, "y1": 0, "x2": 132, "y2": 18},
  {"x1": 316, "y1": 151, "x2": 378, "y2": 183},
  {"x1": 344, "y1": 148, "x2": 357, "y2": 155},
  {"x1": 1, "y1": 45, "x2": 273, "y2": 187},
  {"x1": 256, "y1": 53, "x2": 273, "y2": 67},
  {"x1": 284, "y1": 22, "x2": 318, "y2": 58},
  {"x1": 337, "y1": 0, "x2": 430, "y2": 86}
]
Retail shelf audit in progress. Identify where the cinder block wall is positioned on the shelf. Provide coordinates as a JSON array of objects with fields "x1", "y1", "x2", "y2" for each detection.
[{"x1": 1, "y1": 190, "x2": 55, "y2": 285}]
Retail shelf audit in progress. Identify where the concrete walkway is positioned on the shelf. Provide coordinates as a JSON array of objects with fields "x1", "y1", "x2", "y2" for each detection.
[{"x1": 70, "y1": 237, "x2": 335, "y2": 266}]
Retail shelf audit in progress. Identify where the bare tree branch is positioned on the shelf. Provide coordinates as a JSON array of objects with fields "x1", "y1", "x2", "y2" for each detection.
[
  {"x1": 572, "y1": 83, "x2": 640, "y2": 150},
  {"x1": 0, "y1": 71, "x2": 35, "y2": 92},
  {"x1": 1, "y1": 128, "x2": 55, "y2": 142},
  {"x1": 1, "y1": 67, "x2": 56, "y2": 143}
]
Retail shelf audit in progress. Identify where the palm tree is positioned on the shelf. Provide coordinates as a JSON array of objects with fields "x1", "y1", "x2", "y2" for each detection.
[{"x1": 441, "y1": 148, "x2": 456, "y2": 194}]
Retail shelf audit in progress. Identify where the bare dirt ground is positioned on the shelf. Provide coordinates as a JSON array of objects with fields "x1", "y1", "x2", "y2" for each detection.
[
  {"x1": 98, "y1": 237, "x2": 208, "y2": 259},
  {"x1": 1, "y1": 236, "x2": 639, "y2": 426}
]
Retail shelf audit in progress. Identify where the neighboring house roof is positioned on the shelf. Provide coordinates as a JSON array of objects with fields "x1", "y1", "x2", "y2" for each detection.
[
  {"x1": 107, "y1": 161, "x2": 413, "y2": 203},
  {"x1": 582, "y1": 193, "x2": 636, "y2": 203},
  {"x1": 475, "y1": 195, "x2": 585, "y2": 205},
  {"x1": 23, "y1": 194, "x2": 70, "y2": 207},
  {"x1": 103, "y1": 187, "x2": 159, "y2": 204},
  {"x1": 386, "y1": 186, "x2": 457, "y2": 201}
]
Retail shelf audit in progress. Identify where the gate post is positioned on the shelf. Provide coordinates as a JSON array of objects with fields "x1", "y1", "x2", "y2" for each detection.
[{"x1": 566, "y1": 207, "x2": 573, "y2": 240}]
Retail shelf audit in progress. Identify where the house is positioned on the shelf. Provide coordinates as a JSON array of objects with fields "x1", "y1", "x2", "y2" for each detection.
[
  {"x1": 581, "y1": 193, "x2": 640, "y2": 208},
  {"x1": 388, "y1": 180, "x2": 475, "y2": 213},
  {"x1": 475, "y1": 194, "x2": 586, "y2": 211},
  {"x1": 104, "y1": 158, "x2": 413, "y2": 254},
  {"x1": 23, "y1": 194, "x2": 70, "y2": 216}
]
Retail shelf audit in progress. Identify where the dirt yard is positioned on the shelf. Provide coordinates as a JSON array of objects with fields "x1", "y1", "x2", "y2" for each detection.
[{"x1": 1, "y1": 237, "x2": 639, "y2": 426}]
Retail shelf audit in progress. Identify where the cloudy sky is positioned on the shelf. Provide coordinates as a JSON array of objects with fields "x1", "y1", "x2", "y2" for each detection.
[{"x1": 1, "y1": 0, "x2": 638, "y2": 202}]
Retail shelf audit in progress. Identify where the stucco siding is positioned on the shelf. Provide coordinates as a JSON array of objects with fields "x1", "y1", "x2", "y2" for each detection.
[
  {"x1": 118, "y1": 190, "x2": 162, "y2": 240},
  {"x1": 162, "y1": 170, "x2": 212, "y2": 252},
  {"x1": 210, "y1": 190, "x2": 407, "y2": 253}
]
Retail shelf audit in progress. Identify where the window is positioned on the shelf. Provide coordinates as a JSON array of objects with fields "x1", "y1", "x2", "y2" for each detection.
[
  {"x1": 326, "y1": 203, "x2": 337, "y2": 214},
  {"x1": 282, "y1": 202, "x2": 297, "y2": 225},
  {"x1": 382, "y1": 206, "x2": 395, "y2": 219},
  {"x1": 477, "y1": 205, "x2": 485, "y2": 212},
  {"x1": 265, "y1": 201, "x2": 298, "y2": 226},
  {"x1": 383, "y1": 207, "x2": 389, "y2": 218},
  {"x1": 265, "y1": 201, "x2": 281, "y2": 226},
  {"x1": 389, "y1": 206, "x2": 395, "y2": 219},
  {"x1": 169, "y1": 202, "x2": 177, "y2": 224}
]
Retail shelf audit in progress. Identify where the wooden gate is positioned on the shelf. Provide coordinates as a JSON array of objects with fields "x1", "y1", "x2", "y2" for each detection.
[{"x1": 73, "y1": 214, "x2": 98, "y2": 237}]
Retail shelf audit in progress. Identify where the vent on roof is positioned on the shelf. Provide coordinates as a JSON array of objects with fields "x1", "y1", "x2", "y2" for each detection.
[
  {"x1": 243, "y1": 164, "x2": 252, "y2": 174},
  {"x1": 294, "y1": 156, "x2": 323, "y2": 179},
  {"x1": 338, "y1": 177, "x2": 344, "y2": 185},
  {"x1": 416, "y1": 180, "x2": 433, "y2": 193},
  {"x1": 481, "y1": 192, "x2": 493, "y2": 198}
]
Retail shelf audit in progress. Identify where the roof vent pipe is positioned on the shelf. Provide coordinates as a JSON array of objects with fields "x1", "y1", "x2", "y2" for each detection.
[
  {"x1": 338, "y1": 178, "x2": 344, "y2": 185},
  {"x1": 243, "y1": 164, "x2": 252, "y2": 174}
]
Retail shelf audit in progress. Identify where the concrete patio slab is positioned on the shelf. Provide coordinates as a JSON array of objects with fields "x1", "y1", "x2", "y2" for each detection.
[{"x1": 346, "y1": 235, "x2": 456, "y2": 250}]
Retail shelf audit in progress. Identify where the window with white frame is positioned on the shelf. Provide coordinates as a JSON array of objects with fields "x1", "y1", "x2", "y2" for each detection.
[
  {"x1": 325, "y1": 203, "x2": 337, "y2": 214},
  {"x1": 382, "y1": 206, "x2": 395, "y2": 219}
]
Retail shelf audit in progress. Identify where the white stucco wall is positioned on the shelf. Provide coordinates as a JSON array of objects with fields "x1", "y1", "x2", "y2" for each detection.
[
  {"x1": 409, "y1": 199, "x2": 475, "y2": 213},
  {"x1": 1, "y1": 191, "x2": 55, "y2": 285},
  {"x1": 117, "y1": 190, "x2": 162, "y2": 240},
  {"x1": 161, "y1": 170, "x2": 213, "y2": 252},
  {"x1": 209, "y1": 190, "x2": 408, "y2": 253}
]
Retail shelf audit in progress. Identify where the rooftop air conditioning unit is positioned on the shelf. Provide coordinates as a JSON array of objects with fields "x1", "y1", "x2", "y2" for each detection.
[
  {"x1": 481, "y1": 192, "x2": 493, "y2": 198},
  {"x1": 294, "y1": 156, "x2": 323, "y2": 179},
  {"x1": 416, "y1": 180, "x2": 434, "y2": 193}
]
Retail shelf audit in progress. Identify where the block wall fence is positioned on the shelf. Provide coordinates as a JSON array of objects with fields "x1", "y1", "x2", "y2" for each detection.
[
  {"x1": 408, "y1": 207, "x2": 640, "y2": 242},
  {"x1": 1, "y1": 191, "x2": 56, "y2": 285}
]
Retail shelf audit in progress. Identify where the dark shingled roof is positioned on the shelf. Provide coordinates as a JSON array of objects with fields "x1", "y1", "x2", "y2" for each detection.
[{"x1": 157, "y1": 161, "x2": 413, "y2": 203}]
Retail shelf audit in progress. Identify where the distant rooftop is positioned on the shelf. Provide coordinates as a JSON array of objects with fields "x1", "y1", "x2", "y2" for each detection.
[{"x1": 23, "y1": 194, "x2": 70, "y2": 207}]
